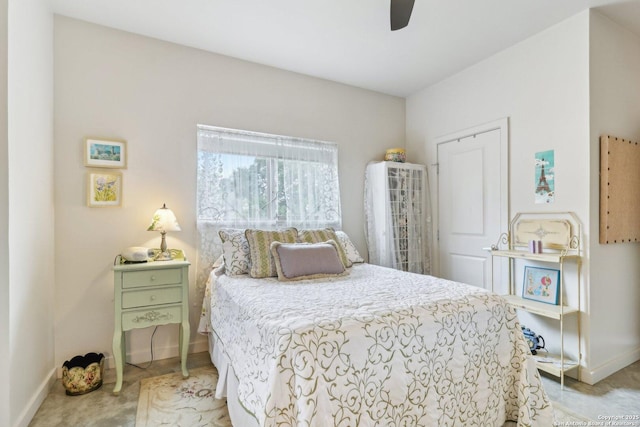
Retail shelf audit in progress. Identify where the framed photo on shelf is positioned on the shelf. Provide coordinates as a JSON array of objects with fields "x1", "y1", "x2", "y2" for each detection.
[
  {"x1": 522, "y1": 266, "x2": 560, "y2": 305},
  {"x1": 87, "y1": 171, "x2": 122, "y2": 207},
  {"x1": 84, "y1": 137, "x2": 127, "y2": 169}
]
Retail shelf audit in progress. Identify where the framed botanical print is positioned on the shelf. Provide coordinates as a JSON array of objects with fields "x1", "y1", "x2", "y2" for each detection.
[{"x1": 87, "y1": 171, "x2": 122, "y2": 207}]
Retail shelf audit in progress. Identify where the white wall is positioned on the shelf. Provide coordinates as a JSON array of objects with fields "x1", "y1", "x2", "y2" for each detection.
[
  {"x1": 588, "y1": 11, "x2": 640, "y2": 381},
  {"x1": 406, "y1": 12, "x2": 593, "y2": 378},
  {"x1": 0, "y1": 0, "x2": 9, "y2": 425},
  {"x1": 53, "y1": 16, "x2": 405, "y2": 372},
  {"x1": 7, "y1": 0, "x2": 55, "y2": 426}
]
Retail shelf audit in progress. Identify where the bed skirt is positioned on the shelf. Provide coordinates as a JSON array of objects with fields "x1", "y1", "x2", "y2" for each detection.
[{"x1": 207, "y1": 332, "x2": 259, "y2": 427}]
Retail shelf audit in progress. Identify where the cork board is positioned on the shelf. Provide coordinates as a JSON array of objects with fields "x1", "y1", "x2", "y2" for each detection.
[{"x1": 600, "y1": 135, "x2": 640, "y2": 244}]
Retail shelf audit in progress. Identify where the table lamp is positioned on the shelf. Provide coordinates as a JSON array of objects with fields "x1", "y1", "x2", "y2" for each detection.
[{"x1": 147, "y1": 203, "x2": 181, "y2": 261}]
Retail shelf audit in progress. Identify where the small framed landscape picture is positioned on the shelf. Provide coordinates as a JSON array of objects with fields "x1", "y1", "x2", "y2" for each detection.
[
  {"x1": 84, "y1": 137, "x2": 127, "y2": 169},
  {"x1": 522, "y1": 266, "x2": 560, "y2": 305},
  {"x1": 87, "y1": 171, "x2": 122, "y2": 207}
]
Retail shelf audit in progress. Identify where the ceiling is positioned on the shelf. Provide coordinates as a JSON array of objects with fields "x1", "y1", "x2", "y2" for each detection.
[{"x1": 50, "y1": 0, "x2": 640, "y2": 97}]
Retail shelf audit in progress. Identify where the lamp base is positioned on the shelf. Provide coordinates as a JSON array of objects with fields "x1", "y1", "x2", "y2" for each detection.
[{"x1": 154, "y1": 231, "x2": 172, "y2": 261}]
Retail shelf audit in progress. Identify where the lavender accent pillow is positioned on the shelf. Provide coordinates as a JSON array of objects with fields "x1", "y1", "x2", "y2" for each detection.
[
  {"x1": 270, "y1": 240, "x2": 348, "y2": 282},
  {"x1": 297, "y1": 228, "x2": 352, "y2": 267}
]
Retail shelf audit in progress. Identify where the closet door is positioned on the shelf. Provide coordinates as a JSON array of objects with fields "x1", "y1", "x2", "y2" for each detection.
[{"x1": 437, "y1": 128, "x2": 503, "y2": 289}]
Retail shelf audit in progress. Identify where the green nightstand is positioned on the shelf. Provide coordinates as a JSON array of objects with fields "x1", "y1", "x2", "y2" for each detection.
[{"x1": 112, "y1": 258, "x2": 190, "y2": 395}]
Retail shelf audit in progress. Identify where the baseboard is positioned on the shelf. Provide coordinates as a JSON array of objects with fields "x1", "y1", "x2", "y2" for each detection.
[
  {"x1": 581, "y1": 346, "x2": 640, "y2": 384},
  {"x1": 14, "y1": 367, "x2": 56, "y2": 427},
  {"x1": 190, "y1": 339, "x2": 210, "y2": 355},
  {"x1": 102, "y1": 337, "x2": 210, "y2": 371}
]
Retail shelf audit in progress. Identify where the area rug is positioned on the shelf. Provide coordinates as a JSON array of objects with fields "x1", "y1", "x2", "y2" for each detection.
[
  {"x1": 136, "y1": 365, "x2": 231, "y2": 427},
  {"x1": 137, "y1": 365, "x2": 590, "y2": 426},
  {"x1": 552, "y1": 401, "x2": 595, "y2": 424}
]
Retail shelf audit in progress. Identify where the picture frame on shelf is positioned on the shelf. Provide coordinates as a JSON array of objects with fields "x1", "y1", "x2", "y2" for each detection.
[
  {"x1": 84, "y1": 137, "x2": 127, "y2": 169},
  {"x1": 522, "y1": 266, "x2": 560, "y2": 305},
  {"x1": 87, "y1": 171, "x2": 122, "y2": 208}
]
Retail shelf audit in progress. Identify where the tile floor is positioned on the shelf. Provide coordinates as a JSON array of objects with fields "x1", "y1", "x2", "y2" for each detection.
[
  {"x1": 29, "y1": 352, "x2": 640, "y2": 427},
  {"x1": 28, "y1": 352, "x2": 213, "y2": 427},
  {"x1": 541, "y1": 360, "x2": 640, "y2": 423}
]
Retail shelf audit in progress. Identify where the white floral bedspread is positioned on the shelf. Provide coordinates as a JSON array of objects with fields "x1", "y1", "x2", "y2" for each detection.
[{"x1": 199, "y1": 263, "x2": 552, "y2": 427}]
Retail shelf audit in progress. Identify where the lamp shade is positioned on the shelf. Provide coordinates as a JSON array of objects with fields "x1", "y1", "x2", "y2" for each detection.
[{"x1": 147, "y1": 203, "x2": 181, "y2": 232}]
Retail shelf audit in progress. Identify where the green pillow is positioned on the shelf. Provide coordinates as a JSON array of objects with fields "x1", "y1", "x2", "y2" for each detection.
[{"x1": 245, "y1": 228, "x2": 298, "y2": 278}]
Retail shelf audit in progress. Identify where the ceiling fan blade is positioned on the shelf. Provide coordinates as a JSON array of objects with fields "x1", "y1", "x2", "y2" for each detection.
[{"x1": 390, "y1": 0, "x2": 415, "y2": 31}]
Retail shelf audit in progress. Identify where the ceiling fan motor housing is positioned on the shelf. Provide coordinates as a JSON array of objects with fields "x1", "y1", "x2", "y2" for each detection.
[{"x1": 391, "y1": 0, "x2": 415, "y2": 31}]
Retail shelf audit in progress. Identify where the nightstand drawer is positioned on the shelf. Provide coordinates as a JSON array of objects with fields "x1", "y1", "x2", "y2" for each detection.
[
  {"x1": 122, "y1": 305, "x2": 182, "y2": 331},
  {"x1": 122, "y1": 268, "x2": 182, "y2": 288},
  {"x1": 122, "y1": 286, "x2": 182, "y2": 309}
]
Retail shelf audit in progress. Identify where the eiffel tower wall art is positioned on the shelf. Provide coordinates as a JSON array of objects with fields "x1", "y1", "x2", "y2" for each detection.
[{"x1": 535, "y1": 150, "x2": 555, "y2": 204}]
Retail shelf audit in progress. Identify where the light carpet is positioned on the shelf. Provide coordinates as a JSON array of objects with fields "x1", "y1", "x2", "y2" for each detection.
[{"x1": 136, "y1": 366, "x2": 591, "y2": 426}]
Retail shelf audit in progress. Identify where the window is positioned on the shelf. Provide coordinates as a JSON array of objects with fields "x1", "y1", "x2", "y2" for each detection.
[
  {"x1": 197, "y1": 125, "x2": 341, "y2": 230},
  {"x1": 195, "y1": 125, "x2": 342, "y2": 282}
]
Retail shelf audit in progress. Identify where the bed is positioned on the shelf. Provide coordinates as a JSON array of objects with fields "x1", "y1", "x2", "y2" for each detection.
[{"x1": 198, "y1": 229, "x2": 553, "y2": 427}]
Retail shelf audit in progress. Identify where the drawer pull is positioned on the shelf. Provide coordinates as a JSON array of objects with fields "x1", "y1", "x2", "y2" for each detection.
[
  {"x1": 150, "y1": 295, "x2": 156, "y2": 301},
  {"x1": 150, "y1": 275, "x2": 156, "y2": 281}
]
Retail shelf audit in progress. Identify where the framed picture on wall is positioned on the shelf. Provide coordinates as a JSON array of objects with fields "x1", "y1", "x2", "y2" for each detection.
[
  {"x1": 87, "y1": 171, "x2": 123, "y2": 207},
  {"x1": 534, "y1": 149, "x2": 554, "y2": 204},
  {"x1": 522, "y1": 266, "x2": 560, "y2": 305},
  {"x1": 84, "y1": 137, "x2": 127, "y2": 169}
]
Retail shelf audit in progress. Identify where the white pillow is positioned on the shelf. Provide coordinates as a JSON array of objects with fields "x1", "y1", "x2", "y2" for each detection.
[
  {"x1": 218, "y1": 228, "x2": 250, "y2": 276},
  {"x1": 335, "y1": 230, "x2": 365, "y2": 263}
]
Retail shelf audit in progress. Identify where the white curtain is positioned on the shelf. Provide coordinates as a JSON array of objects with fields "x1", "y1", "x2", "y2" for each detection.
[
  {"x1": 364, "y1": 162, "x2": 432, "y2": 275},
  {"x1": 196, "y1": 125, "x2": 341, "y2": 289}
]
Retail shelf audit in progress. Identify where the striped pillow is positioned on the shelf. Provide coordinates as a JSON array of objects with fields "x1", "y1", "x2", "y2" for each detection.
[
  {"x1": 245, "y1": 228, "x2": 299, "y2": 278},
  {"x1": 297, "y1": 228, "x2": 352, "y2": 267}
]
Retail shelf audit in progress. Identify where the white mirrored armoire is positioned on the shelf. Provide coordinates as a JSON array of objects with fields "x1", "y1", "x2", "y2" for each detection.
[{"x1": 364, "y1": 161, "x2": 431, "y2": 274}]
